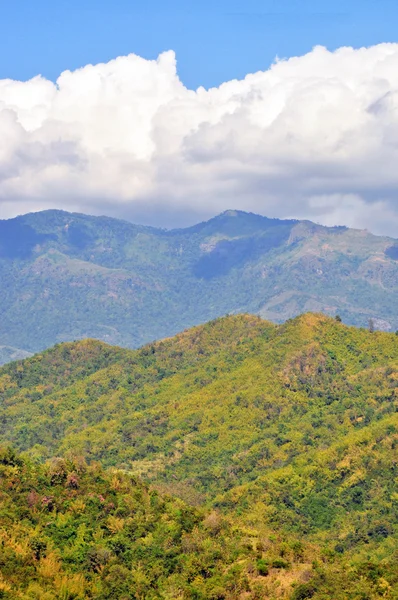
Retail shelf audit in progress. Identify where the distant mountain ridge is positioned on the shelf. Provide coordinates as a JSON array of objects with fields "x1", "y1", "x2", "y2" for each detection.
[{"x1": 0, "y1": 208, "x2": 397, "y2": 362}]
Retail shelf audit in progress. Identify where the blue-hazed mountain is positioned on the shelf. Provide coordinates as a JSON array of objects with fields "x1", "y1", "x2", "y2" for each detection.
[{"x1": 0, "y1": 208, "x2": 397, "y2": 361}]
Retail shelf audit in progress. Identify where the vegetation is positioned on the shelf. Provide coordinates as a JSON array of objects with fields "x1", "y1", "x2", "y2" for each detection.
[
  {"x1": 0, "y1": 447, "x2": 262, "y2": 599},
  {"x1": 0, "y1": 209, "x2": 398, "y2": 364},
  {"x1": 0, "y1": 313, "x2": 397, "y2": 597}
]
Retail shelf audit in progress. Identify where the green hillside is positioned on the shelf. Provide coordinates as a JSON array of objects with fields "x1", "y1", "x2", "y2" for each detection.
[
  {"x1": 0, "y1": 448, "x2": 261, "y2": 600},
  {"x1": 0, "y1": 314, "x2": 397, "y2": 598},
  {"x1": 0, "y1": 208, "x2": 398, "y2": 362}
]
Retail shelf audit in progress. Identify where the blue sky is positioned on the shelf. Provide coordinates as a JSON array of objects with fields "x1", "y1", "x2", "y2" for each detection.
[
  {"x1": 2, "y1": 0, "x2": 398, "y2": 89},
  {"x1": 1, "y1": 0, "x2": 398, "y2": 233}
]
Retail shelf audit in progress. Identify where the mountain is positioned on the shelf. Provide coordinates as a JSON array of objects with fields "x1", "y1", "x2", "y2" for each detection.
[
  {"x1": 0, "y1": 208, "x2": 397, "y2": 363},
  {"x1": 1, "y1": 314, "x2": 397, "y2": 598},
  {"x1": 0, "y1": 345, "x2": 32, "y2": 365}
]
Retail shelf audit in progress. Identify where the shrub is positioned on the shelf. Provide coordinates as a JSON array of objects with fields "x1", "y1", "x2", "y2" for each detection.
[
  {"x1": 291, "y1": 583, "x2": 316, "y2": 599},
  {"x1": 272, "y1": 558, "x2": 290, "y2": 569},
  {"x1": 256, "y1": 559, "x2": 269, "y2": 576}
]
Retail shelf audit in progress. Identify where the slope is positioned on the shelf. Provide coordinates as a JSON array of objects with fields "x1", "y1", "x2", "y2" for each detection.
[
  {"x1": 0, "y1": 314, "x2": 398, "y2": 598},
  {"x1": 0, "y1": 447, "x2": 263, "y2": 600},
  {"x1": 1, "y1": 314, "x2": 397, "y2": 494},
  {"x1": 0, "y1": 208, "x2": 397, "y2": 362}
]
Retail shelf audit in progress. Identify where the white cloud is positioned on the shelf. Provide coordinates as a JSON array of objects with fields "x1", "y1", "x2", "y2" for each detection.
[{"x1": 1, "y1": 44, "x2": 398, "y2": 234}]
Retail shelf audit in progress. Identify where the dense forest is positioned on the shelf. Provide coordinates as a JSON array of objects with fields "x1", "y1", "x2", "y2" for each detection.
[
  {"x1": 0, "y1": 447, "x2": 265, "y2": 599},
  {"x1": 0, "y1": 313, "x2": 397, "y2": 598}
]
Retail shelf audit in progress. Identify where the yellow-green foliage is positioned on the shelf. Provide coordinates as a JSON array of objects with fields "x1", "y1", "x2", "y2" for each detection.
[
  {"x1": 0, "y1": 313, "x2": 397, "y2": 598},
  {"x1": 0, "y1": 448, "x2": 263, "y2": 599},
  {"x1": 1, "y1": 313, "x2": 397, "y2": 497}
]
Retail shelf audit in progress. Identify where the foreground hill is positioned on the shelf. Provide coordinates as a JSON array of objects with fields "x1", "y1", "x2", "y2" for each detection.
[
  {"x1": 0, "y1": 314, "x2": 397, "y2": 598},
  {"x1": 0, "y1": 208, "x2": 398, "y2": 362},
  {"x1": 0, "y1": 448, "x2": 260, "y2": 599}
]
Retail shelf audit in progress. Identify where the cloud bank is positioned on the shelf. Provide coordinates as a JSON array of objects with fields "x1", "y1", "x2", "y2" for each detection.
[{"x1": 1, "y1": 44, "x2": 398, "y2": 234}]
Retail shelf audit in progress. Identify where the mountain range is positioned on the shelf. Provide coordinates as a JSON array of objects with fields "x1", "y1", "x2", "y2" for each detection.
[
  {"x1": 0, "y1": 208, "x2": 397, "y2": 364},
  {"x1": 0, "y1": 313, "x2": 397, "y2": 598}
]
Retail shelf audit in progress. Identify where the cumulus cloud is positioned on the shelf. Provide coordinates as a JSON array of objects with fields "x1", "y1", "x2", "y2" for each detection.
[{"x1": 1, "y1": 44, "x2": 398, "y2": 234}]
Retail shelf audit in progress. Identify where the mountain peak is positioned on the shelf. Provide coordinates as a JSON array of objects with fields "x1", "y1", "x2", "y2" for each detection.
[
  {"x1": 219, "y1": 209, "x2": 249, "y2": 218},
  {"x1": 179, "y1": 209, "x2": 298, "y2": 237}
]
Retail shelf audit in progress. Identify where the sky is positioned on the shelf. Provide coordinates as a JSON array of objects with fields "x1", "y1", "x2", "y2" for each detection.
[{"x1": 1, "y1": 0, "x2": 398, "y2": 234}]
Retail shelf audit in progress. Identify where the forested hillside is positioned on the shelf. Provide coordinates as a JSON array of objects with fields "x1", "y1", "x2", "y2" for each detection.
[
  {"x1": 1, "y1": 208, "x2": 398, "y2": 363},
  {"x1": 0, "y1": 447, "x2": 263, "y2": 599},
  {"x1": 0, "y1": 314, "x2": 397, "y2": 598}
]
